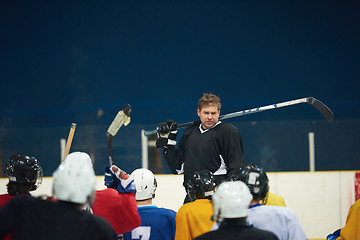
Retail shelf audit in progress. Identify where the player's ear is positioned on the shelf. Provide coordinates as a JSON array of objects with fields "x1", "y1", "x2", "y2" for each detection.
[{"x1": 197, "y1": 108, "x2": 201, "y2": 117}]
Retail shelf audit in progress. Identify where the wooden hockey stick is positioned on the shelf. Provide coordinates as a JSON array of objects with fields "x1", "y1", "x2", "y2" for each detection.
[
  {"x1": 106, "y1": 104, "x2": 132, "y2": 165},
  {"x1": 61, "y1": 123, "x2": 76, "y2": 163},
  {"x1": 144, "y1": 97, "x2": 334, "y2": 136}
]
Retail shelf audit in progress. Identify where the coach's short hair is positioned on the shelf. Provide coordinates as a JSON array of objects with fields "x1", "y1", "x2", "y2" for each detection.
[{"x1": 198, "y1": 93, "x2": 221, "y2": 111}]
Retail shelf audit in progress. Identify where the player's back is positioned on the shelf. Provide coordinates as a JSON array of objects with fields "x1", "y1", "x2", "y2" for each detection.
[
  {"x1": 123, "y1": 205, "x2": 176, "y2": 240},
  {"x1": 247, "y1": 204, "x2": 307, "y2": 240},
  {"x1": 175, "y1": 199, "x2": 215, "y2": 240},
  {"x1": 194, "y1": 220, "x2": 279, "y2": 240},
  {"x1": 0, "y1": 195, "x2": 116, "y2": 240}
]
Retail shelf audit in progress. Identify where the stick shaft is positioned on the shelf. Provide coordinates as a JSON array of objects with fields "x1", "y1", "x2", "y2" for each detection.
[
  {"x1": 107, "y1": 133, "x2": 114, "y2": 165},
  {"x1": 219, "y1": 98, "x2": 309, "y2": 120},
  {"x1": 62, "y1": 123, "x2": 76, "y2": 162}
]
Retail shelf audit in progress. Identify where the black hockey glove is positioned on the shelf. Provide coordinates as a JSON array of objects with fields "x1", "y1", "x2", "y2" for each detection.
[{"x1": 156, "y1": 120, "x2": 177, "y2": 148}]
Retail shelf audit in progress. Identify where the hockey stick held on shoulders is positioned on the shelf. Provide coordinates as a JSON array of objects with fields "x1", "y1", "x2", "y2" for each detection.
[{"x1": 143, "y1": 97, "x2": 334, "y2": 136}]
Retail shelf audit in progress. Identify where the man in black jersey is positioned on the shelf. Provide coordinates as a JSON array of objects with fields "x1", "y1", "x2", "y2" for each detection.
[{"x1": 156, "y1": 93, "x2": 245, "y2": 203}]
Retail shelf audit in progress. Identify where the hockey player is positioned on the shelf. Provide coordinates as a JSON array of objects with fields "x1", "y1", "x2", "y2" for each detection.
[
  {"x1": 0, "y1": 154, "x2": 43, "y2": 240},
  {"x1": 230, "y1": 164, "x2": 307, "y2": 240},
  {"x1": 156, "y1": 93, "x2": 245, "y2": 203},
  {"x1": 327, "y1": 197, "x2": 360, "y2": 240},
  {"x1": 239, "y1": 163, "x2": 286, "y2": 207},
  {"x1": 123, "y1": 168, "x2": 176, "y2": 240},
  {"x1": 175, "y1": 170, "x2": 217, "y2": 240},
  {"x1": 194, "y1": 181, "x2": 279, "y2": 240},
  {"x1": 339, "y1": 197, "x2": 360, "y2": 239},
  {"x1": 0, "y1": 154, "x2": 43, "y2": 207},
  {"x1": 91, "y1": 164, "x2": 141, "y2": 236},
  {"x1": 0, "y1": 152, "x2": 117, "y2": 240}
]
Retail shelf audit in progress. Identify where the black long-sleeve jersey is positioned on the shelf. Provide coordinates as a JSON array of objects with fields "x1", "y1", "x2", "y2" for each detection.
[
  {"x1": 0, "y1": 195, "x2": 117, "y2": 240},
  {"x1": 193, "y1": 220, "x2": 279, "y2": 240},
  {"x1": 164, "y1": 121, "x2": 245, "y2": 187}
]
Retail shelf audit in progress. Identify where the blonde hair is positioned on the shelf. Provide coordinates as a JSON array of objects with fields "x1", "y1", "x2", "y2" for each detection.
[{"x1": 198, "y1": 93, "x2": 221, "y2": 111}]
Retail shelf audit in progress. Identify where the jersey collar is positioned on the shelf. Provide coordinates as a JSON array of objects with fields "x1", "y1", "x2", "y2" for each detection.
[
  {"x1": 249, "y1": 203, "x2": 262, "y2": 209},
  {"x1": 199, "y1": 121, "x2": 222, "y2": 133},
  {"x1": 138, "y1": 205, "x2": 158, "y2": 209}
]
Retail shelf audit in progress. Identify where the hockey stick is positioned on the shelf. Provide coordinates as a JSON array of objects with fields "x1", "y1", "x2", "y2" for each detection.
[
  {"x1": 62, "y1": 123, "x2": 77, "y2": 163},
  {"x1": 106, "y1": 104, "x2": 132, "y2": 165},
  {"x1": 144, "y1": 97, "x2": 334, "y2": 136}
]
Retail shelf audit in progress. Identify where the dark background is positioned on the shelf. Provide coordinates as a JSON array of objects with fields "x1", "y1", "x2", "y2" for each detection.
[{"x1": 0, "y1": 1, "x2": 359, "y2": 176}]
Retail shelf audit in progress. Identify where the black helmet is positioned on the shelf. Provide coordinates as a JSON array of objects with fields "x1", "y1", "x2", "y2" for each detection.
[
  {"x1": 187, "y1": 170, "x2": 216, "y2": 201},
  {"x1": 230, "y1": 163, "x2": 269, "y2": 199},
  {"x1": 6, "y1": 154, "x2": 43, "y2": 191}
]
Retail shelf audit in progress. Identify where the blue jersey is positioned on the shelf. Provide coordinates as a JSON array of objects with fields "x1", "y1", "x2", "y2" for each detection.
[{"x1": 123, "y1": 205, "x2": 176, "y2": 240}]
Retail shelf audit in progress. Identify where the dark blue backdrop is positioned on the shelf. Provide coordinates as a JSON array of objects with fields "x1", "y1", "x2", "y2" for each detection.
[{"x1": 0, "y1": 1, "x2": 359, "y2": 175}]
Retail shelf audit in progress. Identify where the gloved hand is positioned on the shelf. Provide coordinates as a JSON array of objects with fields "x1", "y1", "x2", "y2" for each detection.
[
  {"x1": 104, "y1": 165, "x2": 116, "y2": 189},
  {"x1": 326, "y1": 229, "x2": 341, "y2": 240},
  {"x1": 156, "y1": 119, "x2": 177, "y2": 148},
  {"x1": 104, "y1": 165, "x2": 136, "y2": 193}
]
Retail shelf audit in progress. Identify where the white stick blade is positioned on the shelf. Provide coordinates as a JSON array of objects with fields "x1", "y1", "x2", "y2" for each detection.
[{"x1": 107, "y1": 110, "x2": 129, "y2": 136}]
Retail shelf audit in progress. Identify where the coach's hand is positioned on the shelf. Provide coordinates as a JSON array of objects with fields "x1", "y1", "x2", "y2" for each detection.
[{"x1": 156, "y1": 120, "x2": 177, "y2": 148}]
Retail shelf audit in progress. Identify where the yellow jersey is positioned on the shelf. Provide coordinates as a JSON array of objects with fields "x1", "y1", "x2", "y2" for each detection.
[
  {"x1": 175, "y1": 199, "x2": 215, "y2": 240},
  {"x1": 261, "y1": 191, "x2": 286, "y2": 207},
  {"x1": 338, "y1": 198, "x2": 360, "y2": 240}
]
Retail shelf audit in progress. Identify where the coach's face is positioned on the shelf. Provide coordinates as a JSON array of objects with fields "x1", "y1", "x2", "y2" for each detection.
[{"x1": 197, "y1": 104, "x2": 220, "y2": 129}]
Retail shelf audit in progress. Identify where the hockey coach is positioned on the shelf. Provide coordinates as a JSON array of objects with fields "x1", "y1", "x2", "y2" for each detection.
[{"x1": 156, "y1": 93, "x2": 245, "y2": 203}]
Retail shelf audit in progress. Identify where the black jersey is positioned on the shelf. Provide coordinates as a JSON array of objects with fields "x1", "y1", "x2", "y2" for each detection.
[
  {"x1": 193, "y1": 220, "x2": 279, "y2": 240},
  {"x1": 164, "y1": 121, "x2": 244, "y2": 187},
  {"x1": 0, "y1": 195, "x2": 117, "y2": 240}
]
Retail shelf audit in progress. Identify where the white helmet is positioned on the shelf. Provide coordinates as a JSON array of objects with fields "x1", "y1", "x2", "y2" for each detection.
[
  {"x1": 131, "y1": 168, "x2": 157, "y2": 201},
  {"x1": 212, "y1": 181, "x2": 253, "y2": 219},
  {"x1": 52, "y1": 152, "x2": 96, "y2": 204}
]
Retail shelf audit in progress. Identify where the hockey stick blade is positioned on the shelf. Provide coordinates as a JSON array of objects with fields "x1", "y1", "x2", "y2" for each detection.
[
  {"x1": 107, "y1": 104, "x2": 132, "y2": 137},
  {"x1": 107, "y1": 104, "x2": 132, "y2": 165},
  {"x1": 306, "y1": 97, "x2": 334, "y2": 122},
  {"x1": 143, "y1": 97, "x2": 334, "y2": 136}
]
